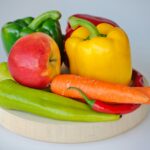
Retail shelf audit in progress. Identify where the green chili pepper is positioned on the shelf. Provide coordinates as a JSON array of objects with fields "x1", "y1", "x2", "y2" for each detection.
[
  {"x1": 1, "y1": 10, "x2": 64, "y2": 61},
  {"x1": 0, "y1": 79, "x2": 120, "y2": 122}
]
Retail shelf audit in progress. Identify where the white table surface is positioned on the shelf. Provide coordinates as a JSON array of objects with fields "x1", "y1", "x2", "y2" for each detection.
[{"x1": 0, "y1": 0, "x2": 150, "y2": 149}]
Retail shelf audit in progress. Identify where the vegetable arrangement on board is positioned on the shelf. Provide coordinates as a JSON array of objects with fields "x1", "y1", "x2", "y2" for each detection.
[{"x1": 0, "y1": 10, "x2": 149, "y2": 122}]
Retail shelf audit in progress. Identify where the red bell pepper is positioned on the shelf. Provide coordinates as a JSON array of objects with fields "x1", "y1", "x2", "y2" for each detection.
[
  {"x1": 132, "y1": 70, "x2": 144, "y2": 86},
  {"x1": 68, "y1": 70, "x2": 143, "y2": 115}
]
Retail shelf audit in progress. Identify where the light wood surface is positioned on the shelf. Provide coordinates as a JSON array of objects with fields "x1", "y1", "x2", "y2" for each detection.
[
  {"x1": 0, "y1": 76, "x2": 149, "y2": 143},
  {"x1": 0, "y1": 105, "x2": 149, "y2": 143}
]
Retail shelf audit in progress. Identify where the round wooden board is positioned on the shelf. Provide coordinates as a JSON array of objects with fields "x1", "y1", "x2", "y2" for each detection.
[
  {"x1": 0, "y1": 77, "x2": 149, "y2": 143},
  {"x1": 0, "y1": 105, "x2": 149, "y2": 143}
]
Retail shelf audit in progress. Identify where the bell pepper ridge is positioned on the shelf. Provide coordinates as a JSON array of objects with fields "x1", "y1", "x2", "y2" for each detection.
[
  {"x1": 69, "y1": 17, "x2": 105, "y2": 39},
  {"x1": 65, "y1": 14, "x2": 119, "y2": 39},
  {"x1": 64, "y1": 14, "x2": 119, "y2": 67}
]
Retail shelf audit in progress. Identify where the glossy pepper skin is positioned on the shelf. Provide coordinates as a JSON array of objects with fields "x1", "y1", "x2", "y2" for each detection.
[
  {"x1": 65, "y1": 17, "x2": 132, "y2": 85},
  {"x1": 1, "y1": 10, "x2": 64, "y2": 61},
  {"x1": 68, "y1": 70, "x2": 143, "y2": 115},
  {"x1": 0, "y1": 79, "x2": 120, "y2": 122},
  {"x1": 65, "y1": 14, "x2": 119, "y2": 39},
  {"x1": 64, "y1": 14, "x2": 119, "y2": 66}
]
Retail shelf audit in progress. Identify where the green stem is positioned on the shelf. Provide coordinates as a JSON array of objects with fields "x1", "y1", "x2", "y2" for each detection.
[
  {"x1": 69, "y1": 17, "x2": 100, "y2": 39},
  {"x1": 28, "y1": 10, "x2": 61, "y2": 30},
  {"x1": 68, "y1": 87, "x2": 95, "y2": 107}
]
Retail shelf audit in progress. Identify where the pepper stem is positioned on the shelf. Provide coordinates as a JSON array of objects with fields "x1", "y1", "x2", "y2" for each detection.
[
  {"x1": 68, "y1": 87, "x2": 95, "y2": 107},
  {"x1": 69, "y1": 17, "x2": 100, "y2": 39},
  {"x1": 28, "y1": 10, "x2": 61, "y2": 30}
]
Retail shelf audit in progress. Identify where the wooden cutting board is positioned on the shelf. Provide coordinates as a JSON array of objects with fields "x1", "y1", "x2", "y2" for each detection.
[
  {"x1": 0, "y1": 105, "x2": 149, "y2": 143},
  {"x1": 0, "y1": 75, "x2": 149, "y2": 143}
]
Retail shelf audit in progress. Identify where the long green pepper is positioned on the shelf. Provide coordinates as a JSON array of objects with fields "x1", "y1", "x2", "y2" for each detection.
[
  {"x1": 0, "y1": 80, "x2": 120, "y2": 122},
  {"x1": 1, "y1": 10, "x2": 64, "y2": 61}
]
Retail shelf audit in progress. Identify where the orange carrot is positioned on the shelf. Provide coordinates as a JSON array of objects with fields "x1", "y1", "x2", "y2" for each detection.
[
  {"x1": 51, "y1": 74, "x2": 149, "y2": 104},
  {"x1": 135, "y1": 87, "x2": 150, "y2": 104}
]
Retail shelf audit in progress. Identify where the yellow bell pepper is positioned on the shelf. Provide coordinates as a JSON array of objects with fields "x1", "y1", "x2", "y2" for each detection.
[{"x1": 65, "y1": 17, "x2": 132, "y2": 85}]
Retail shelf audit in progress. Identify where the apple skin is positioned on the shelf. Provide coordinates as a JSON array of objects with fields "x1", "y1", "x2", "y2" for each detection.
[{"x1": 8, "y1": 32, "x2": 61, "y2": 89}]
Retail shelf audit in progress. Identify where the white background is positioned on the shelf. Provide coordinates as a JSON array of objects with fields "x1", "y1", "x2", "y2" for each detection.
[{"x1": 0, "y1": 0, "x2": 150, "y2": 149}]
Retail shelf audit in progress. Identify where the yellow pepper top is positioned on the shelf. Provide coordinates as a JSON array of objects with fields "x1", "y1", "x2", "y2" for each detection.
[{"x1": 65, "y1": 17, "x2": 132, "y2": 85}]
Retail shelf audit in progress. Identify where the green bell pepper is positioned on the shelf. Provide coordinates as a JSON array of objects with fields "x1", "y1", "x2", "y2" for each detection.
[{"x1": 1, "y1": 10, "x2": 64, "y2": 61}]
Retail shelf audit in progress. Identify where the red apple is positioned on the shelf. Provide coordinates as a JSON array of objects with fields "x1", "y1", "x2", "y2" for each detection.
[{"x1": 8, "y1": 32, "x2": 61, "y2": 88}]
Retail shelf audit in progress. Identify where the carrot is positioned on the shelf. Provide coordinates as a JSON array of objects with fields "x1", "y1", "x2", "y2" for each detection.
[
  {"x1": 134, "y1": 87, "x2": 150, "y2": 104},
  {"x1": 51, "y1": 74, "x2": 149, "y2": 104}
]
